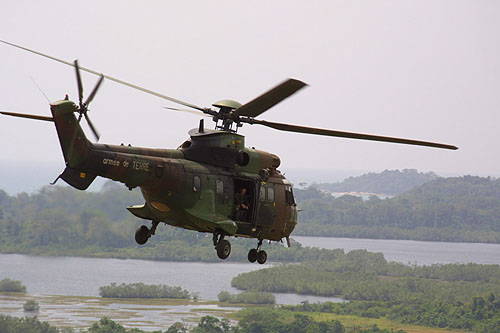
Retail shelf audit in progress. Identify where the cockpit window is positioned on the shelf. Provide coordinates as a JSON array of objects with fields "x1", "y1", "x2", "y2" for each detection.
[
  {"x1": 267, "y1": 187, "x2": 275, "y2": 203},
  {"x1": 285, "y1": 185, "x2": 295, "y2": 205},
  {"x1": 259, "y1": 186, "x2": 266, "y2": 201}
]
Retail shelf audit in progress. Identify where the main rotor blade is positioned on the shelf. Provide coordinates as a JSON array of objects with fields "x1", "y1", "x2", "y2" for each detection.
[
  {"x1": 0, "y1": 110, "x2": 54, "y2": 122},
  {"x1": 74, "y1": 60, "x2": 84, "y2": 106},
  {"x1": 163, "y1": 106, "x2": 211, "y2": 117},
  {"x1": 84, "y1": 113, "x2": 100, "y2": 141},
  {"x1": 0, "y1": 39, "x2": 206, "y2": 112},
  {"x1": 84, "y1": 74, "x2": 104, "y2": 106},
  {"x1": 251, "y1": 119, "x2": 458, "y2": 150},
  {"x1": 235, "y1": 78, "x2": 307, "y2": 118}
]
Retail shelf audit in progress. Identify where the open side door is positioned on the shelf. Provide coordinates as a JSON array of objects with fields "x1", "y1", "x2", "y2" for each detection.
[{"x1": 233, "y1": 178, "x2": 258, "y2": 225}]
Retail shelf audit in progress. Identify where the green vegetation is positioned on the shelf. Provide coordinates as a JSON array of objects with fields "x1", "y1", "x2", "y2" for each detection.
[
  {"x1": 1, "y1": 174, "x2": 500, "y2": 261},
  {"x1": 231, "y1": 250, "x2": 500, "y2": 331},
  {"x1": 295, "y1": 176, "x2": 500, "y2": 243},
  {"x1": 0, "y1": 314, "x2": 348, "y2": 333},
  {"x1": 232, "y1": 250, "x2": 500, "y2": 302},
  {"x1": 217, "y1": 290, "x2": 276, "y2": 304},
  {"x1": 282, "y1": 297, "x2": 500, "y2": 332},
  {"x1": 0, "y1": 183, "x2": 364, "y2": 262},
  {"x1": 0, "y1": 315, "x2": 61, "y2": 333},
  {"x1": 317, "y1": 169, "x2": 438, "y2": 196},
  {"x1": 0, "y1": 184, "x2": 334, "y2": 261},
  {"x1": 0, "y1": 278, "x2": 26, "y2": 293},
  {"x1": 235, "y1": 308, "x2": 345, "y2": 332},
  {"x1": 99, "y1": 282, "x2": 191, "y2": 299},
  {"x1": 87, "y1": 314, "x2": 389, "y2": 333},
  {"x1": 87, "y1": 317, "x2": 158, "y2": 332},
  {"x1": 22, "y1": 299, "x2": 39, "y2": 312}
]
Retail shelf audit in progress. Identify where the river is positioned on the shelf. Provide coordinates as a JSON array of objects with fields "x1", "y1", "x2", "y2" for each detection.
[
  {"x1": 292, "y1": 236, "x2": 500, "y2": 265},
  {"x1": 0, "y1": 254, "x2": 338, "y2": 305}
]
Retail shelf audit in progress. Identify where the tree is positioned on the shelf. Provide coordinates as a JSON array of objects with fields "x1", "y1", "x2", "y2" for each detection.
[
  {"x1": 23, "y1": 300, "x2": 39, "y2": 312},
  {"x1": 191, "y1": 316, "x2": 231, "y2": 333},
  {"x1": 166, "y1": 322, "x2": 188, "y2": 333},
  {"x1": 0, "y1": 278, "x2": 26, "y2": 292},
  {"x1": 88, "y1": 317, "x2": 127, "y2": 333}
]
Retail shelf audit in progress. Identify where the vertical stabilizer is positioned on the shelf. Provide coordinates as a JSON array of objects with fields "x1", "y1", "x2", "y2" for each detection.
[{"x1": 50, "y1": 99, "x2": 91, "y2": 168}]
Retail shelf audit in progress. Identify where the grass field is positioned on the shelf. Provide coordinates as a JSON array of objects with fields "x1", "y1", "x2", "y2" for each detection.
[{"x1": 305, "y1": 311, "x2": 463, "y2": 333}]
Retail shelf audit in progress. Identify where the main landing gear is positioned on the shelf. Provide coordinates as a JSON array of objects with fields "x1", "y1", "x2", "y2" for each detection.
[
  {"x1": 248, "y1": 239, "x2": 267, "y2": 264},
  {"x1": 213, "y1": 232, "x2": 231, "y2": 260},
  {"x1": 135, "y1": 221, "x2": 159, "y2": 245}
]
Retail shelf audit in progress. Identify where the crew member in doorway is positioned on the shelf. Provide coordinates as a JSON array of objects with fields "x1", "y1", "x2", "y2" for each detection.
[{"x1": 234, "y1": 188, "x2": 249, "y2": 222}]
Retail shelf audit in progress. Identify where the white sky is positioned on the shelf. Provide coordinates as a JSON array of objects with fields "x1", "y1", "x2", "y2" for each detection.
[{"x1": 1, "y1": 1, "x2": 499, "y2": 190}]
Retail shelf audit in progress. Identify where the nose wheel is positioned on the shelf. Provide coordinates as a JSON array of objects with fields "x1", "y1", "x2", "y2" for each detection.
[
  {"x1": 135, "y1": 221, "x2": 159, "y2": 245},
  {"x1": 248, "y1": 239, "x2": 267, "y2": 264}
]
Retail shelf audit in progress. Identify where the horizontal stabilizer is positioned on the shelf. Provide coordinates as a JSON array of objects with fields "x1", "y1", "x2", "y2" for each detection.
[
  {"x1": 0, "y1": 110, "x2": 53, "y2": 122},
  {"x1": 60, "y1": 167, "x2": 96, "y2": 190}
]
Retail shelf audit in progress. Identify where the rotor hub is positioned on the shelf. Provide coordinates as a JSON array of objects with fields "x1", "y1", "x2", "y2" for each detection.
[{"x1": 211, "y1": 99, "x2": 242, "y2": 110}]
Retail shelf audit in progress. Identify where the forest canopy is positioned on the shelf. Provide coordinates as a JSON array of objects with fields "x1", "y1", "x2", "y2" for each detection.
[
  {"x1": 294, "y1": 175, "x2": 500, "y2": 242},
  {"x1": 317, "y1": 169, "x2": 438, "y2": 196},
  {"x1": 1, "y1": 173, "x2": 500, "y2": 262}
]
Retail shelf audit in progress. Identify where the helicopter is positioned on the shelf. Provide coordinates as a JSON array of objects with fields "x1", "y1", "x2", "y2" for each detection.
[{"x1": 0, "y1": 40, "x2": 458, "y2": 264}]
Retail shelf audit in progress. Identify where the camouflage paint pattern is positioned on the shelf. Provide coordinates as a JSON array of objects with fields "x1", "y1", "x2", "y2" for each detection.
[{"x1": 50, "y1": 99, "x2": 297, "y2": 242}]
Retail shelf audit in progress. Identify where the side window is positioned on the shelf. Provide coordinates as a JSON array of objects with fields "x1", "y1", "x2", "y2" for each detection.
[
  {"x1": 267, "y1": 187, "x2": 275, "y2": 203},
  {"x1": 259, "y1": 186, "x2": 266, "y2": 201},
  {"x1": 216, "y1": 180, "x2": 224, "y2": 195},
  {"x1": 193, "y1": 176, "x2": 201, "y2": 192}
]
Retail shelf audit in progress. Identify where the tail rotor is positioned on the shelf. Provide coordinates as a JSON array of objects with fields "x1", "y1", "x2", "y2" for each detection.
[
  {"x1": 67, "y1": 60, "x2": 103, "y2": 161},
  {"x1": 73, "y1": 59, "x2": 103, "y2": 141}
]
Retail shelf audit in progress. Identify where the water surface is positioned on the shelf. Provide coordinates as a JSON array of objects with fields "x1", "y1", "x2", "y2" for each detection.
[
  {"x1": 0, "y1": 254, "x2": 338, "y2": 304},
  {"x1": 292, "y1": 236, "x2": 500, "y2": 265}
]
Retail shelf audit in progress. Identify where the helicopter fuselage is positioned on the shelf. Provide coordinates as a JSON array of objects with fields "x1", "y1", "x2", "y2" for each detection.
[{"x1": 52, "y1": 99, "x2": 298, "y2": 246}]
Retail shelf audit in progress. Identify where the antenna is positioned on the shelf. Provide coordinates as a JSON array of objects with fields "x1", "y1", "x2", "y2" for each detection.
[
  {"x1": 199, "y1": 119, "x2": 205, "y2": 133},
  {"x1": 29, "y1": 76, "x2": 50, "y2": 103}
]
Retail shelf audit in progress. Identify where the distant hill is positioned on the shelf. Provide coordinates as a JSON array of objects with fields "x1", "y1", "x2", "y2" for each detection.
[
  {"x1": 294, "y1": 175, "x2": 500, "y2": 243},
  {"x1": 317, "y1": 169, "x2": 439, "y2": 196}
]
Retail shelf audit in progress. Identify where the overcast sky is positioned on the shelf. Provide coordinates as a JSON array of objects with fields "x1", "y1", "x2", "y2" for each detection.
[{"x1": 1, "y1": 1, "x2": 499, "y2": 193}]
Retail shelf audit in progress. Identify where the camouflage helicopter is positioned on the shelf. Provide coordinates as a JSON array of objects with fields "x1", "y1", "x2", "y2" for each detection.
[{"x1": 0, "y1": 40, "x2": 458, "y2": 264}]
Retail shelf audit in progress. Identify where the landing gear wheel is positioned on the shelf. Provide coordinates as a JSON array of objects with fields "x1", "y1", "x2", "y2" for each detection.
[
  {"x1": 135, "y1": 225, "x2": 150, "y2": 245},
  {"x1": 257, "y1": 250, "x2": 267, "y2": 264},
  {"x1": 248, "y1": 249, "x2": 258, "y2": 263},
  {"x1": 216, "y1": 239, "x2": 231, "y2": 260}
]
